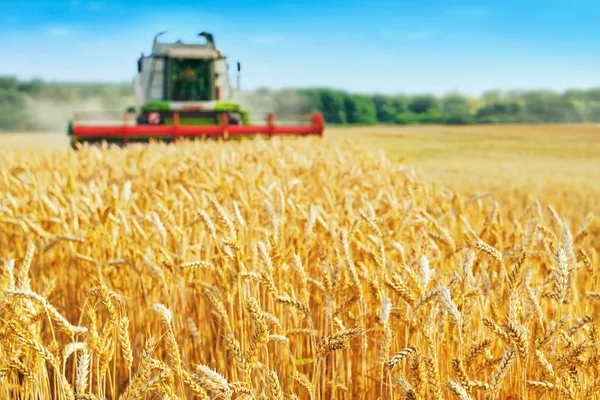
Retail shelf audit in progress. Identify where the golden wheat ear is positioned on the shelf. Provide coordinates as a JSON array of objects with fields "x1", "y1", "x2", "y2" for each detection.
[{"x1": 2, "y1": 133, "x2": 597, "y2": 399}]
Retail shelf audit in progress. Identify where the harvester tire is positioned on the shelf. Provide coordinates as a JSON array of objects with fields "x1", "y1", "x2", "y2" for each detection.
[{"x1": 136, "y1": 113, "x2": 149, "y2": 125}]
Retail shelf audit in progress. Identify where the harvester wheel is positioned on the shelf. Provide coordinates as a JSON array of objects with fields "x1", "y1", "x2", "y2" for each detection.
[{"x1": 136, "y1": 113, "x2": 149, "y2": 125}]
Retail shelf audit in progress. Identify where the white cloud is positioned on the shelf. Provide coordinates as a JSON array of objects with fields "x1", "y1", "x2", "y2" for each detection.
[{"x1": 47, "y1": 26, "x2": 71, "y2": 36}]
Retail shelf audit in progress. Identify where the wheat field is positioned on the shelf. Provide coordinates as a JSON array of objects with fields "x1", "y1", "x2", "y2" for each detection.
[{"x1": 0, "y1": 134, "x2": 599, "y2": 399}]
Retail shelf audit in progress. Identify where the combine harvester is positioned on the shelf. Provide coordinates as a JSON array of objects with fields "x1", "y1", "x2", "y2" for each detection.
[{"x1": 67, "y1": 32, "x2": 324, "y2": 147}]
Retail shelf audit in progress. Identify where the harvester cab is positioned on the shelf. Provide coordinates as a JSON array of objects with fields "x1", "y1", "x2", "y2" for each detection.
[
  {"x1": 68, "y1": 32, "x2": 324, "y2": 147},
  {"x1": 134, "y1": 31, "x2": 246, "y2": 127}
]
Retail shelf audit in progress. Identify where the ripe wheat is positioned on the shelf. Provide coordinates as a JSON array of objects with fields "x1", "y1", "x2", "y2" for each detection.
[{"x1": 0, "y1": 137, "x2": 598, "y2": 399}]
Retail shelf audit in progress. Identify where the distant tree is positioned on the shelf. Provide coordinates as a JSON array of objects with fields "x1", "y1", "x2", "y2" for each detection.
[
  {"x1": 481, "y1": 90, "x2": 503, "y2": 104},
  {"x1": 372, "y1": 94, "x2": 396, "y2": 123},
  {"x1": 0, "y1": 76, "x2": 19, "y2": 91},
  {"x1": 408, "y1": 95, "x2": 439, "y2": 115},
  {"x1": 522, "y1": 91, "x2": 579, "y2": 123},
  {"x1": 585, "y1": 88, "x2": 600, "y2": 102},
  {"x1": 0, "y1": 87, "x2": 28, "y2": 130},
  {"x1": 390, "y1": 95, "x2": 409, "y2": 110},
  {"x1": 394, "y1": 111, "x2": 420, "y2": 125},
  {"x1": 344, "y1": 94, "x2": 377, "y2": 124},
  {"x1": 298, "y1": 89, "x2": 323, "y2": 112},
  {"x1": 318, "y1": 90, "x2": 347, "y2": 124},
  {"x1": 564, "y1": 89, "x2": 588, "y2": 102},
  {"x1": 419, "y1": 108, "x2": 444, "y2": 124},
  {"x1": 441, "y1": 94, "x2": 474, "y2": 124},
  {"x1": 475, "y1": 100, "x2": 524, "y2": 123}
]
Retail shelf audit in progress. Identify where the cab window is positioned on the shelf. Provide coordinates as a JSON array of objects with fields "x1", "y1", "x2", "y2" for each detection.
[{"x1": 168, "y1": 59, "x2": 213, "y2": 101}]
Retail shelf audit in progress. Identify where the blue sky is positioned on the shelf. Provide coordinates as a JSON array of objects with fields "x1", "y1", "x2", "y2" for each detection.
[{"x1": 1, "y1": 0, "x2": 599, "y2": 95}]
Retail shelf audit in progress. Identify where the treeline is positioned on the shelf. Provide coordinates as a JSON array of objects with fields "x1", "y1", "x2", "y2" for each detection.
[
  {"x1": 233, "y1": 86, "x2": 600, "y2": 125},
  {"x1": 298, "y1": 88, "x2": 600, "y2": 125},
  {"x1": 3, "y1": 75, "x2": 600, "y2": 131}
]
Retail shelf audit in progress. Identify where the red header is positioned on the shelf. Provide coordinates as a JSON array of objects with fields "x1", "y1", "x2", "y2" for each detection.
[{"x1": 72, "y1": 112, "x2": 324, "y2": 142}]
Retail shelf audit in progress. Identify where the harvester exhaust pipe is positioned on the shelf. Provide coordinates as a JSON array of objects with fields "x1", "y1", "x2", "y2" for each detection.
[
  {"x1": 199, "y1": 32, "x2": 215, "y2": 47},
  {"x1": 153, "y1": 31, "x2": 167, "y2": 47},
  {"x1": 237, "y1": 62, "x2": 241, "y2": 90}
]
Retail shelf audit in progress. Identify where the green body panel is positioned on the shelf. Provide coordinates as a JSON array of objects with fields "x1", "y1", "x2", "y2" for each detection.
[
  {"x1": 214, "y1": 101, "x2": 240, "y2": 111},
  {"x1": 142, "y1": 100, "x2": 244, "y2": 112},
  {"x1": 140, "y1": 100, "x2": 251, "y2": 125},
  {"x1": 142, "y1": 102, "x2": 171, "y2": 111},
  {"x1": 162, "y1": 113, "x2": 250, "y2": 126}
]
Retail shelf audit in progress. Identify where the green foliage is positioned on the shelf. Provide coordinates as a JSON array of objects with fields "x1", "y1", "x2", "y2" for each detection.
[
  {"x1": 344, "y1": 94, "x2": 377, "y2": 125},
  {"x1": 0, "y1": 76, "x2": 20, "y2": 91},
  {"x1": 372, "y1": 94, "x2": 395, "y2": 123},
  {"x1": 441, "y1": 94, "x2": 473, "y2": 124},
  {"x1": 394, "y1": 111, "x2": 420, "y2": 125},
  {"x1": 301, "y1": 87, "x2": 600, "y2": 126},
  {"x1": 3, "y1": 76, "x2": 600, "y2": 131},
  {"x1": 0, "y1": 78, "x2": 29, "y2": 130},
  {"x1": 408, "y1": 95, "x2": 440, "y2": 115},
  {"x1": 475, "y1": 100, "x2": 524, "y2": 123},
  {"x1": 316, "y1": 89, "x2": 347, "y2": 124},
  {"x1": 521, "y1": 91, "x2": 581, "y2": 123}
]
